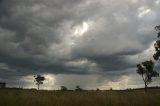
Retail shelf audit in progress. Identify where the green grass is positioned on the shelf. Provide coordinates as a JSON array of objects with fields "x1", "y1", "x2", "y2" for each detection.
[{"x1": 0, "y1": 89, "x2": 160, "y2": 106}]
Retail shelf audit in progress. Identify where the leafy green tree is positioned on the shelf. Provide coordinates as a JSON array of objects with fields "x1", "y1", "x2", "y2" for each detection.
[
  {"x1": 34, "y1": 75, "x2": 45, "y2": 90},
  {"x1": 75, "y1": 85, "x2": 82, "y2": 91},
  {"x1": 136, "y1": 26, "x2": 160, "y2": 92},
  {"x1": 154, "y1": 25, "x2": 160, "y2": 60},
  {"x1": 96, "y1": 88, "x2": 100, "y2": 91},
  {"x1": 137, "y1": 60, "x2": 159, "y2": 91},
  {"x1": 60, "y1": 86, "x2": 68, "y2": 91}
]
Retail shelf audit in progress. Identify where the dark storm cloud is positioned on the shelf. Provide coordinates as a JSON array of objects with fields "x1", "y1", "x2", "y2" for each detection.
[
  {"x1": 0, "y1": 0, "x2": 102, "y2": 75},
  {"x1": 87, "y1": 55, "x2": 135, "y2": 71},
  {"x1": 0, "y1": 0, "x2": 160, "y2": 88}
]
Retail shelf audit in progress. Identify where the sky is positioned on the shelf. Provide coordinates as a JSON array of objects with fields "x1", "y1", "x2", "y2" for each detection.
[{"x1": 0, "y1": 0, "x2": 160, "y2": 90}]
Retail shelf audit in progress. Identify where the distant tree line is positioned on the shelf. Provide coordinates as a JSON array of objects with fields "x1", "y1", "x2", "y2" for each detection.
[{"x1": 60, "y1": 85, "x2": 83, "y2": 91}]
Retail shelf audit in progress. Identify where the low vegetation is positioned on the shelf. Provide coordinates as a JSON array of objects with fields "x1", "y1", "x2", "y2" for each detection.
[{"x1": 0, "y1": 89, "x2": 160, "y2": 106}]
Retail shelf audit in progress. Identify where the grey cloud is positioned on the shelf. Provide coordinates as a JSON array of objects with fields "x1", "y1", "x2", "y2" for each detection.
[{"x1": 0, "y1": 0, "x2": 160, "y2": 88}]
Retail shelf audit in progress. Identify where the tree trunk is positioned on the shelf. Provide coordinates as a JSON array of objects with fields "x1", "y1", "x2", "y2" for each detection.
[
  {"x1": 38, "y1": 84, "x2": 39, "y2": 90},
  {"x1": 145, "y1": 82, "x2": 147, "y2": 93}
]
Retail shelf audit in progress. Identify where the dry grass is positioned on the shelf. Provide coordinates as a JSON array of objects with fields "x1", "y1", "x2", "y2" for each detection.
[{"x1": 0, "y1": 89, "x2": 160, "y2": 106}]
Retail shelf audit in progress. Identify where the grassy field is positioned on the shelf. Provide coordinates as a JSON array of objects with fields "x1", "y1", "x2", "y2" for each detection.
[{"x1": 0, "y1": 89, "x2": 160, "y2": 106}]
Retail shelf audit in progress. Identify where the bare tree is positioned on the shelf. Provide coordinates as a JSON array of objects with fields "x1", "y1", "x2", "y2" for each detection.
[
  {"x1": 136, "y1": 26, "x2": 160, "y2": 92},
  {"x1": 34, "y1": 75, "x2": 45, "y2": 90}
]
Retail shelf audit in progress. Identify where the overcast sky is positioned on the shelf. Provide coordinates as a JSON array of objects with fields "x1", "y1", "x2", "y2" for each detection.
[{"x1": 0, "y1": 0, "x2": 160, "y2": 90}]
